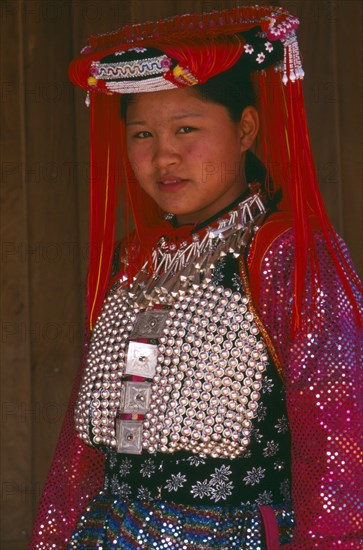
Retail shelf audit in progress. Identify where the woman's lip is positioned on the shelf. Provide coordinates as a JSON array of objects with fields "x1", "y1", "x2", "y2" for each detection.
[{"x1": 157, "y1": 179, "x2": 189, "y2": 190}]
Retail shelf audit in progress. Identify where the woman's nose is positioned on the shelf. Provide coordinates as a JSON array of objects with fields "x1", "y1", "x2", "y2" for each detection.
[{"x1": 152, "y1": 135, "x2": 180, "y2": 169}]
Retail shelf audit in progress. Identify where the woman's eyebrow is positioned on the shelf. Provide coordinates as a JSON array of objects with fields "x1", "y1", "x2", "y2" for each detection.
[
  {"x1": 126, "y1": 113, "x2": 203, "y2": 126},
  {"x1": 126, "y1": 120, "x2": 145, "y2": 126},
  {"x1": 171, "y1": 113, "x2": 203, "y2": 120}
]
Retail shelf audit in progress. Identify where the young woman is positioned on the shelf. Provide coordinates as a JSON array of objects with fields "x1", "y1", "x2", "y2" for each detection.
[{"x1": 30, "y1": 5, "x2": 362, "y2": 549}]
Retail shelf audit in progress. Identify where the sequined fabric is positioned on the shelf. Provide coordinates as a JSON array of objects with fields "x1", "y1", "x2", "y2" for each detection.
[
  {"x1": 258, "y1": 230, "x2": 363, "y2": 549},
  {"x1": 67, "y1": 499, "x2": 295, "y2": 549}
]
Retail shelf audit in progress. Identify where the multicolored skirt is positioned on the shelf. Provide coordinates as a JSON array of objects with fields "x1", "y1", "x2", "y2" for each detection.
[{"x1": 67, "y1": 492, "x2": 295, "y2": 549}]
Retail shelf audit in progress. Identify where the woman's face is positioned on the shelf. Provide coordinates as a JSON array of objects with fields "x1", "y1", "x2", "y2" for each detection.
[{"x1": 126, "y1": 87, "x2": 258, "y2": 225}]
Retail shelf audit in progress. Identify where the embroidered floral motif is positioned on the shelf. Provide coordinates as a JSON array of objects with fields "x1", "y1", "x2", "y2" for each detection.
[
  {"x1": 250, "y1": 427, "x2": 263, "y2": 443},
  {"x1": 210, "y1": 465, "x2": 232, "y2": 485},
  {"x1": 263, "y1": 440, "x2": 279, "y2": 457},
  {"x1": 256, "y1": 403, "x2": 267, "y2": 422},
  {"x1": 257, "y1": 52, "x2": 266, "y2": 64},
  {"x1": 244, "y1": 44, "x2": 254, "y2": 54},
  {"x1": 118, "y1": 457, "x2": 132, "y2": 477},
  {"x1": 190, "y1": 480, "x2": 212, "y2": 499},
  {"x1": 275, "y1": 415, "x2": 289, "y2": 434},
  {"x1": 137, "y1": 486, "x2": 153, "y2": 501},
  {"x1": 231, "y1": 272, "x2": 243, "y2": 292},
  {"x1": 110, "y1": 476, "x2": 132, "y2": 498},
  {"x1": 186, "y1": 456, "x2": 206, "y2": 467},
  {"x1": 140, "y1": 458, "x2": 156, "y2": 478},
  {"x1": 243, "y1": 467, "x2": 266, "y2": 486},
  {"x1": 210, "y1": 480, "x2": 234, "y2": 502},
  {"x1": 256, "y1": 490, "x2": 273, "y2": 505},
  {"x1": 115, "y1": 47, "x2": 147, "y2": 56},
  {"x1": 265, "y1": 41, "x2": 274, "y2": 52},
  {"x1": 165, "y1": 473, "x2": 187, "y2": 492},
  {"x1": 262, "y1": 378, "x2": 274, "y2": 394}
]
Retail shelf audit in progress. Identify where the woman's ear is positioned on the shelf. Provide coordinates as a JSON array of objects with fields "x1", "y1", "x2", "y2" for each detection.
[{"x1": 239, "y1": 106, "x2": 259, "y2": 152}]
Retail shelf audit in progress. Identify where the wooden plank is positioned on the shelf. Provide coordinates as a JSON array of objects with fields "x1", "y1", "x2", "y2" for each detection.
[
  {"x1": 20, "y1": 0, "x2": 84, "y2": 540},
  {"x1": 1, "y1": 0, "x2": 32, "y2": 547},
  {"x1": 334, "y1": 0, "x2": 363, "y2": 277}
]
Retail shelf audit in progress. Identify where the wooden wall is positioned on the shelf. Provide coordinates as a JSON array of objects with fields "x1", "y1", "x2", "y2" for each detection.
[{"x1": 1, "y1": 1, "x2": 362, "y2": 547}]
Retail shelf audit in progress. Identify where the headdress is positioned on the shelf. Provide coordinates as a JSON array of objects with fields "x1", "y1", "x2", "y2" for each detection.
[{"x1": 68, "y1": 4, "x2": 362, "y2": 333}]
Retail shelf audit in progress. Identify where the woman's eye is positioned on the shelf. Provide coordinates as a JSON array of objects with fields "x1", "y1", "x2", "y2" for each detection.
[
  {"x1": 133, "y1": 131, "x2": 152, "y2": 139},
  {"x1": 177, "y1": 126, "x2": 196, "y2": 134}
]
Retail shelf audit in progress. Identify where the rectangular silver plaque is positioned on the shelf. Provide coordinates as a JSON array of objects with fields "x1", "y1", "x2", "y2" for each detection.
[
  {"x1": 115, "y1": 419, "x2": 143, "y2": 454},
  {"x1": 119, "y1": 381, "x2": 151, "y2": 414},
  {"x1": 129, "y1": 310, "x2": 169, "y2": 340},
  {"x1": 125, "y1": 341, "x2": 158, "y2": 378}
]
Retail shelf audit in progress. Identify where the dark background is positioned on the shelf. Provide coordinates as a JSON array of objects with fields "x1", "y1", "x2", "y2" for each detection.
[{"x1": 1, "y1": 0, "x2": 362, "y2": 547}]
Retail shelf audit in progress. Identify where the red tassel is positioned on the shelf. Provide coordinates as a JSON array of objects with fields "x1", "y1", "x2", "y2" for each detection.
[
  {"x1": 257, "y1": 71, "x2": 363, "y2": 334},
  {"x1": 87, "y1": 93, "x2": 121, "y2": 331}
]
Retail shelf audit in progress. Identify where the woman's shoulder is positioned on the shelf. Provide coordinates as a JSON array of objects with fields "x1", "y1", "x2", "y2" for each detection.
[{"x1": 248, "y1": 211, "x2": 293, "y2": 263}]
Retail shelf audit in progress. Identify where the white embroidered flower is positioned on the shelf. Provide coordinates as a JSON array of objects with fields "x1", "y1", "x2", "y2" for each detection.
[
  {"x1": 244, "y1": 44, "x2": 254, "y2": 54},
  {"x1": 165, "y1": 473, "x2": 187, "y2": 492},
  {"x1": 110, "y1": 476, "x2": 131, "y2": 498},
  {"x1": 256, "y1": 490, "x2": 273, "y2": 505},
  {"x1": 190, "y1": 480, "x2": 212, "y2": 499},
  {"x1": 108, "y1": 450, "x2": 117, "y2": 469},
  {"x1": 256, "y1": 403, "x2": 267, "y2": 422},
  {"x1": 210, "y1": 464, "x2": 232, "y2": 486},
  {"x1": 137, "y1": 486, "x2": 153, "y2": 501},
  {"x1": 231, "y1": 273, "x2": 243, "y2": 291},
  {"x1": 262, "y1": 378, "x2": 274, "y2": 394},
  {"x1": 186, "y1": 456, "x2": 206, "y2": 467},
  {"x1": 210, "y1": 481, "x2": 234, "y2": 502},
  {"x1": 275, "y1": 415, "x2": 289, "y2": 434},
  {"x1": 263, "y1": 440, "x2": 279, "y2": 457},
  {"x1": 257, "y1": 52, "x2": 266, "y2": 64},
  {"x1": 129, "y1": 47, "x2": 147, "y2": 53},
  {"x1": 243, "y1": 466, "x2": 266, "y2": 486},
  {"x1": 265, "y1": 41, "x2": 274, "y2": 53},
  {"x1": 119, "y1": 457, "x2": 132, "y2": 477},
  {"x1": 140, "y1": 458, "x2": 156, "y2": 478},
  {"x1": 250, "y1": 427, "x2": 263, "y2": 443}
]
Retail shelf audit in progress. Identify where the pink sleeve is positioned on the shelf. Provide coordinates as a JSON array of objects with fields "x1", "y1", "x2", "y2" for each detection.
[{"x1": 257, "y1": 230, "x2": 363, "y2": 549}]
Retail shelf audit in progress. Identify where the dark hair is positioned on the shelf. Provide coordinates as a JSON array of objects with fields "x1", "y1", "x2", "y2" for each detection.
[
  {"x1": 120, "y1": 65, "x2": 256, "y2": 123},
  {"x1": 190, "y1": 65, "x2": 256, "y2": 123}
]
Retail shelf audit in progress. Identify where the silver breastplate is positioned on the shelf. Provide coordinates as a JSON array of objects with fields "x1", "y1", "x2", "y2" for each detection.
[
  {"x1": 75, "y1": 193, "x2": 272, "y2": 459},
  {"x1": 75, "y1": 277, "x2": 270, "y2": 460}
]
